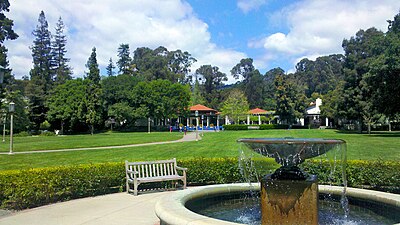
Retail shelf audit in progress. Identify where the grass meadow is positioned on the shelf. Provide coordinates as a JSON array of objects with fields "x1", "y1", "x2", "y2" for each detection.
[{"x1": 0, "y1": 129, "x2": 399, "y2": 170}]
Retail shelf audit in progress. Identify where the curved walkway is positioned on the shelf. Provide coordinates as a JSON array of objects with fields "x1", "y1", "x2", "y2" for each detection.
[
  {"x1": 0, "y1": 190, "x2": 177, "y2": 225},
  {"x1": 0, "y1": 131, "x2": 201, "y2": 155}
]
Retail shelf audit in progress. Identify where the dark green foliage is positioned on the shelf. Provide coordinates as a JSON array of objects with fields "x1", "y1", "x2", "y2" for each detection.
[
  {"x1": 195, "y1": 65, "x2": 227, "y2": 109},
  {"x1": 47, "y1": 79, "x2": 87, "y2": 133},
  {"x1": 117, "y1": 43, "x2": 132, "y2": 75},
  {"x1": 27, "y1": 11, "x2": 53, "y2": 129},
  {"x1": 302, "y1": 160, "x2": 400, "y2": 193},
  {"x1": 132, "y1": 46, "x2": 196, "y2": 83},
  {"x1": 223, "y1": 124, "x2": 290, "y2": 130},
  {"x1": 0, "y1": 0, "x2": 18, "y2": 97},
  {"x1": 274, "y1": 73, "x2": 307, "y2": 124},
  {"x1": 0, "y1": 158, "x2": 398, "y2": 210},
  {"x1": 106, "y1": 58, "x2": 115, "y2": 76},
  {"x1": 294, "y1": 55, "x2": 344, "y2": 98},
  {"x1": 223, "y1": 124, "x2": 249, "y2": 130}
]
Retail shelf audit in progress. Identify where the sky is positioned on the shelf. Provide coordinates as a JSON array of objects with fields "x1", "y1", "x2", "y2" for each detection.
[{"x1": 5, "y1": 0, "x2": 400, "y2": 83}]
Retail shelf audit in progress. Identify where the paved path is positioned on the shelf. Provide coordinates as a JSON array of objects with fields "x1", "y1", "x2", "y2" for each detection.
[
  {"x1": 0, "y1": 190, "x2": 178, "y2": 225},
  {"x1": 0, "y1": 131, "x2": 201, "y2": 155}
]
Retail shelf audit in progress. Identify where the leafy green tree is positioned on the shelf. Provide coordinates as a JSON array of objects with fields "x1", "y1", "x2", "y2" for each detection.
[
  {"x1": 367, "y1": 12, "x2": 400, "y2": 118},
  {"x1": 263, "y1": 68, "x2": 284, "y2": 110},
  {"x1": 220, "y1": 89, "x2": 249, "y2": 124},
  {"x1": 132, "y1": 46, "x2": 196, "y2": 83},
  {"x1": 106, "y1": 57, "x2": 115, "y2": 76},
  {"x1": 167, "y1": 49, "x2": 196, "y2": 83},
  {"x1": 2, "y1": 78, "x2": 30, "y2": 133},
  {"x1": 0, "y1": 0, "x2": 18, "y2": 103},
  {"x1": 195, "y1": 65, "x2": 227, "y2": 109},
  {"x1": 52, "y1": 17, "x2": 72, "y2": 85},
  {"x1": 117, "y1": 43, "x2": 132, "y2": 75},
  {"x1": 190, "y1": 78, "x2": 206, "y2": 106},
  {"x1": 102, "y1": 74, "x2": 139, "y2": 108},
  {"x1": 84, "y1": 47, "x2": 102, "y2": 134},
  {"x1": 133, "y1": 80, "x2": 190, "y2": 123},
  {"x1": 47, "y1": 79, "x2": 87, "y2": 134},
  {"x1": 275, "y1": 73, "x2": 307, "y2": 125},
  {"x1": 339, "y1": 28, "x2": 384, "y2": 132},
  {"x1": 294, "y1": 54, "x2": 344, "y2": 98},
  {"x1": 231, "y1": 58, "x2": 265, "y2": 109}
]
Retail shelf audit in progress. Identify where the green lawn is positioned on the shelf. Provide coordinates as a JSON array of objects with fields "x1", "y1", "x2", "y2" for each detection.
[
  {"x1": 0, "y1": 131, "x2": 183, "y2": 152},
  {"x1": 0, "y1": 129, "x2": 399, "y2": 170}
]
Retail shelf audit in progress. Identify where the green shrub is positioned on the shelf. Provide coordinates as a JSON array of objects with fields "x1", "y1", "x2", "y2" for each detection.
[
  {"x1": 223, "y1": 125, "x2": 248, "y2": 130},
  {"x1": 301, "y1": 160, "x2": 400, "y2": 193},
  {"x1": 40, "y1": 130, "x2": 56, "y2": 136},
  {"x1": 14, "y1": 131, "x2": 31, "y2": 137},
  {"x1": 259, "y1": 124, "x2": 289, "y2": 130},
  {"x1": 0, "y1": 158, "x2": 398, "y2": 210}
]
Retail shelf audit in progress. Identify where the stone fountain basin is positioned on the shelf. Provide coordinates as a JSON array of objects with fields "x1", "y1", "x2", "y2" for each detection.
[
  {"x1": 155, "y1": 183, "x2": 400, "y2": 225},
  {"x1": 238, "y1": 138, "x2": 345, "y2": 166}
]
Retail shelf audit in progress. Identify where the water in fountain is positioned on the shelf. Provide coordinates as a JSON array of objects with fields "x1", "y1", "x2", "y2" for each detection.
[{"x1": 237, "y1": 137, "x2": 350, "y2": 224}]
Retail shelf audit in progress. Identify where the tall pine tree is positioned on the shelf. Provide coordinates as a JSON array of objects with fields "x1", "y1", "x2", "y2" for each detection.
[
  {"x1": 0, "y1": 0, "x2": 18, "y2": 98},
  {"x1": 84, "y1": 47, "x2": 102, "y2": 134},
  {"x1": 52, "y1": 17, "x2": 72, "y2": 85},
  {"x1": 27, "y1": 11, "x2": 53, "y2": 129},
  {"x1": 106, "y1": 57, "x2": 115, "y2": 76},
  {"x1": 117, "y1": 43, "x2": 132, "y2": 75}
]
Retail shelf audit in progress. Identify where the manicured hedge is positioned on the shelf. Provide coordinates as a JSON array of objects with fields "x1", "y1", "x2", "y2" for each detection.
[
  {"x1": 223, "y1": 124, "x2": 290, "y2": 130},
  {"x1": 223, "y1": 124, "x2": 249, "y2": 130},
  {"x1": 0, "y1": 158, "x2": 398, "y2": 210}
]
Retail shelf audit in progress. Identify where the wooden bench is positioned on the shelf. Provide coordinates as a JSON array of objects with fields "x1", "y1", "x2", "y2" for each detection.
[{"x1": 125, "y1": 158, "x2": 187, "y2": 196}]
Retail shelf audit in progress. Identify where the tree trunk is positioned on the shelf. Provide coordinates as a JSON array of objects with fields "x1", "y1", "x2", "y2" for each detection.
[
  {"x1": 90, "y1": 124, "x2": 94, "y2": 135},
  {"x1": 61, "y1": 121, "x2": 64, "y2": 135},
  {"x1": 368, "y1": 123, "x2": 371, "y2": 135},
  {"x1": 358, "y1": 118, "x2": 363, "y2": 134},
  {"x1": 388, "y1": 118, "x2": 392, "y2": 132}
]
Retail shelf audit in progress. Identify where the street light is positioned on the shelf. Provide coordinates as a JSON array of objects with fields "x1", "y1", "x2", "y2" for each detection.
[
  {"x1": 195, "y1": 110, "x2": 198, "y2": 141},
  {"x1": 9, "y1": 102, "x2": 14, "y2": 154},
  {"x1": 2, "y1": 110, "x2": 6, "y2": 143}
]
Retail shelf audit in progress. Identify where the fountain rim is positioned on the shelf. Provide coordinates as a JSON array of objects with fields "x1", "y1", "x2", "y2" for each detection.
[
  {"x1": 237, "y1": 138, "x2": 346, "y2": 145},
  {"x1": 155, "y1": 183, "x2": 400, "y2": 225}
]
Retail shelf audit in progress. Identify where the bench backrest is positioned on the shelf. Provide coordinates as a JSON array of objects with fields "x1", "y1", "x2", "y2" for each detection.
[{"x1": 126, "y1": 158, "x2": 178, "y2": 178}]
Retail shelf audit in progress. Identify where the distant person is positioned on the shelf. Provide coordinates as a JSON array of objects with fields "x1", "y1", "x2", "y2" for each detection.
[{"x1": 184, "y1": 126, "x2": 187, "y2": 135}]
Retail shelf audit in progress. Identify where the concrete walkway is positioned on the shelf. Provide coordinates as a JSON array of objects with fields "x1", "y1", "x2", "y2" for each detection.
[
  {"x1": 0, "y1": 131, "x2": 201, "y2": 155},
  {"x1": 0, "y1": 190, "x2": 176, "y2": 225}
]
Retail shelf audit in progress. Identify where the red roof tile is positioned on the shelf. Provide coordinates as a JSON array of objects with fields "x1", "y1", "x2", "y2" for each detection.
[
  {"x1": 248, "y1": 108, "x2": 268, "y2": 114},
  {"x1": 189, "y1": 104, "x2": 217, "y2": 112}
]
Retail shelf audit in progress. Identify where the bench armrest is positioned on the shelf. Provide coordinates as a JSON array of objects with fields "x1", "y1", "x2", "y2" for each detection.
[
  {"x1": 175, "y1": 166, "x2": 187, "y2": 171},
  {"x1": 126, "y1": 169, "x2": 139, "y2": 177}
]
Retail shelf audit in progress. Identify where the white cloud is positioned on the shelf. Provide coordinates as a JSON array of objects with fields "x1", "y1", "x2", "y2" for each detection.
[
  {"x1": 6, "y1": 0, "x2": 247, "y2": 81},
  {"x1": 237, "y1": 0, "x2": 267, "y2": 13},
  {"x1": 253, "y1": 0, "x2": 400, "y2": 71}
]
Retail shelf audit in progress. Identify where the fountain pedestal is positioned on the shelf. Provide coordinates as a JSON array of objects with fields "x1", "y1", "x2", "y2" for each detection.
[{"x1": 261, "y1": 174, "x2": 318, "y2": 225}]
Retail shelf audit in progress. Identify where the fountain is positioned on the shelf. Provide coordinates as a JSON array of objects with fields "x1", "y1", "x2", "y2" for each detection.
[
  {"x1": 155, "y1": 137, "x2": 400, "y2": 225},
  {"x1": 237, "y1": 138, "x2": 346, "y2": 225}
]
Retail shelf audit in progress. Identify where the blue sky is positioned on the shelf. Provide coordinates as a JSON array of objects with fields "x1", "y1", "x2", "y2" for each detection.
[{"x1": 5, "y1": 0, "x2": 400, "y2": 83}]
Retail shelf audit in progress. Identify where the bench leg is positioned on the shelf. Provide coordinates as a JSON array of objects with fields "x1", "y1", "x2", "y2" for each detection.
[
  {"x1": 183, "y1": 177, "x2": 187, "y2": 189},
  {"x1": 126, "y1": 180, "x2": 130, "y2": 193},
  {"x1": 134, "y1": 179, "x2": 138, "y2": 196}
]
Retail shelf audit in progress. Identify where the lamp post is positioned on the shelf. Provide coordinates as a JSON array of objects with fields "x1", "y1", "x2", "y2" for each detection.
[
  {"x1": 9, "y1": 102, "x2": 15, "y2": 154},
  {"x1": 201, "y1": 114, "x2": 204, "y2": 137},
  {"x1": 2, "y1": 111, "x2": 6, "y2": 143},
  {"x1": 195, "y1": 110, "x2": 198, "y2": 141}
]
